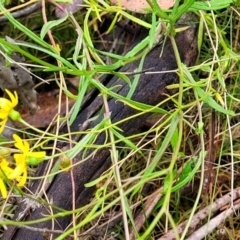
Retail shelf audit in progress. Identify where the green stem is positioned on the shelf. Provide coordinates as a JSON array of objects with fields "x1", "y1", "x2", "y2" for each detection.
[
  {"x1": 102, "y1": 93, "x2": 130, "y2": 239},
  {"x1": 19, "y1": 118, "x2": 61, "y2": 139},
  {"x1": 140, "y1": 32, "x2": 185, "y2": 239}
]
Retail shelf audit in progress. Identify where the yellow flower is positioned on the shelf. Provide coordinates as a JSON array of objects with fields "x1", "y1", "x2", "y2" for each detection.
[
  {"x1": 8, "y1": 154, "x2": 27, "y2": 187},
  {"x1": 0, "y1": 177, "x2": 7, "y2": 198},
  {"x1": 0, "y1": 158, "x2": 14, "y2": 198},
  {"x1": 8, "y1": 134, "x2": 46, "y2": 187},
  {"x1": 0, "y1": 89, "x2": 20, "y2": 133}
]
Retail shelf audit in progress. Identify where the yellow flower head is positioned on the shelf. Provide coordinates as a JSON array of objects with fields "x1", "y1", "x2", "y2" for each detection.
[
  {"x1": 0, "y1": 89, "x2": 19, "y2": 133},
  {"x1": 8, "y1": 134, "x2": 46, "y2": 187},
  {"x1": 0, "y1": 158, "x2": 14, "y2": 198}
]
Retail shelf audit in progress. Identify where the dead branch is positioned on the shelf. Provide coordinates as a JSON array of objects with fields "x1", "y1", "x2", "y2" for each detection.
[{"x1": 159, "y1": 187, "x2": 240, "y2": 240}]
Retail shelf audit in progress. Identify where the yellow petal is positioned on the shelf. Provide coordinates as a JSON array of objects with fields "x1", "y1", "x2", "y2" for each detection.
[
  {"x1": 13, "y1": 134, "x2": 29, "y2": 153},
  {"x1": 5, "y1": 89, "x2": 18, "y2": 107},
  {"x1": 0, "y1": 178, "x2": 7, "y2": 198},
  {"x1": 8, "y1": 164, "x2": 23, "y2": 180},
  {"x1": 13, "y1": 134, "x2": 24, "y2": 149},
  {"x1": 0, "y1": 98, "x2": 11, "y2": 106},
  {"x1": 0, "y1": 165, "x2": 14, "y2": 176},
  {"x1": 0, "y1": 158, "x2": 9, "y2": 166},
  {"x1": 16, "y1": 169, "x2": 27, "y2": 187},
  {"x1": 0, "y1": 118, "x2": 7, "y2": 133},
  {"x1": 23, "y1": 141, "x2": 30, "y2": 154},
  {"x1": 0, "y1": 99, "x2": 13, "y2": 116},
  {"x1": 13, "y1": 154, "x2": 26, "y2": 165},
  {"x1": 0, "y1": 112, "x2": 9, "y2": 119}
]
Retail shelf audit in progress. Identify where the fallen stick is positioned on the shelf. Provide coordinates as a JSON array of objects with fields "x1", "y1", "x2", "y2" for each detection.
[
  {"x1": 186, "y1": 202, "x2": 240, "y2": 240},
  {"x1": 159, "y1": 187, "x2": 240, "y2": 240}
]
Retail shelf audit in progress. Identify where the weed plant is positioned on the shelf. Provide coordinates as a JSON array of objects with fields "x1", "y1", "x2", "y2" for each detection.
[{"x1": 0, "y1": 0, "x2": 239, "y2": 239}]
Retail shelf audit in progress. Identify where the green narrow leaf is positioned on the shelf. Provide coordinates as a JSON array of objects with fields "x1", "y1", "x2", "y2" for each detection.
[
  {"x1": 90, "y1": 78, "x2": 169, "y2": 114},
  {"x1": 110, "y1": 127, "x2": 140, "y2": 153},
  {"x1": 111, "y1": 71, "x2": 132, "y2": 87},
  {"x1": 43, "y1": 66, "x2": 68, "y2": 72},
  {"x1": 93, "y1": 48, "x2": 129, "y2": 60},
  {"x1": 72, "y1": 33, "x2": 83, "y2": 70},
  {"x1": 66, "y1": 118, "x2": 107, "y2": 159},
  {"x1": 146, "y1": 114, "x2": 178, "y2": 175},
  {"x1": 83, "y1": 8, "x2": 104, "y2": 64},
  {"x1": 197, "y1": 14, "x2": 204, "y2": 52},
  {"x1": 147, "y1": 0, "x2": 170, "y2": 19},
  {"x1": 163, "y1": 155, "x2": 202, "y2": 194},
  {"x1": 172, "y1": 0, "x2": 195, "y2": 22},
  {"x1": 170, "y1": 127, "x2": 179, "y2": 150},
  {"x1": 148, "y1": 12, "x2": 157, "y2": 48},
  {"x1": 189, "y1": 0, "x2": 234, "y2": 11},
  {"x1": 126, "y1": 54, "x2": 146, "y2": 99},
  {"x1": 40, "y1": 15, "x2": 68, "y2": 39},
  {"x1": 69, "y1": 75, "x2": 89, "y2": 125},
  {"x1": 85, "y1": 173, "x2": 108, "y2": 187},
  {"x1": 131, "y1": 114, "x2": 179, "y2": 197},
  {"x1": 120, "y1": 10, "x2": 152, "y2": 28},
  {"x1": 0, "y1": 3, "x2": 55, "y2": 51},
  {"x1": 163, "y1": 151, "x2": 206, "y2": 194},
  {"x1": 0, "y1": 38, "x2": 79, "y2": 71},
  {"x1": 196, "y1": 87, "x2": 234, "y2": 116},
  {"x1": 178, "y1": 159, "x2": 196, "y2": 183},
  {"x1": 182, "y1": 64, "x2": 234, "y2": 116}
]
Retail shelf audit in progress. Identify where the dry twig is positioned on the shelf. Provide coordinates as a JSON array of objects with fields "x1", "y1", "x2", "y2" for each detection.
[
  {"x1": 158, "y1": 187, "x2": 240, "y2": 240},
  {"x1": 186, "y1": 202, "x2": 240, "y2": 240}
]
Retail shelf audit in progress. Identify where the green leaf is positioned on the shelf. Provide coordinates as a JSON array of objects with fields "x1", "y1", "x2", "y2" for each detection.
[
  {"x1": 69, "y1": 75, "x2": 90, "y2": 125},
  {"x1": 170, "y1": 127, "x2": 179, "y2": 150},
  {"x1": 119, "y1": 98, "x2": 169, "y2": 114},
  {"x1": 196, "y1": 87, "x2": 234, "y2": 116},
  {"x1": 90, "y1": 79, "x2": 169, "y2": 114},
  {"x1": 120, "y1": 10, "x2": 152, "y2": 29},
  {"x1": 66, "y1": 118, "x2": 107, "y2": 159},
  {"x1": 0, "y1": 38, "x2": 78, "y2": 71},
  {"x1": 172, "y1": 0, "x2": 195, "y2": 22},
  {"x1": 130, "y1": 114, "x2": 178, "y2": 198},
  {"x1": 0, "y1": 3, "x2": 56, "y2": 51},
  {"x1": 182, "y1": 64, "x2": 235, "y2": 116},
  {"x1": 85, "y1": 174, "x2": 108, "y2": 187},
  {"x1": 111, "y1": 71, "x2": 131, "y2": 87},
  {"x1": 110, "y1": 127, "x2": 140, "y2": 153},
  {"x1": 162, "y1": 151, "x2": 206, "y2": 194},
  {"x1": 43, "y1": 66, "x2": 68, "y2": 72},
  {"x1": 166, "y1": 154, "x2": 202, "y2": 193},
  {"x1": 147, "y1": 0, "x2": 170, "y2": 19},
  {"x1": 189, "y1": 0, "x2": 234, "y2": 11},
  {"x1": 126, "y1": 54, "x2": 146, "y2": 99},
  {"x1": 179, "y1": 159, "x2": 194, "y2": 180},
  {"x1": 40, "y1": 15, "x2": 68, "y2": 39}
]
